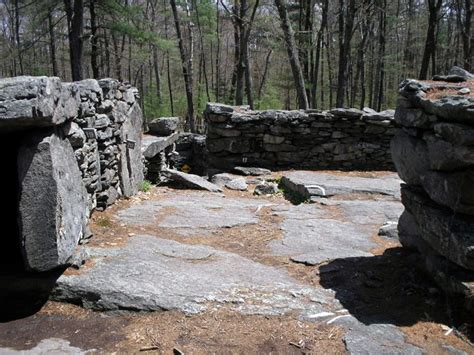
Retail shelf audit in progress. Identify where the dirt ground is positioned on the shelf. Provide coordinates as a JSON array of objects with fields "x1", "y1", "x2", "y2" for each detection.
[{"x1": 1, "y1": 175, "x2": 473, "y2": 354}]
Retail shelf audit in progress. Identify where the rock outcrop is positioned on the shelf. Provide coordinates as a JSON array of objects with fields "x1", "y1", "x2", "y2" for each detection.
[{"x1": 392, "y1": 74, "x2": 474, "y2": 312}]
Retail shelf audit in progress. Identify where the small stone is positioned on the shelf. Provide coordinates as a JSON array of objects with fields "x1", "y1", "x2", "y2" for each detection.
[
  {"x1": 225, "y1": 178, "x2": 248, "y2": 191},
  {"x1": 234, "y1": 166, "x2": 272, "y2": 176},
  {"x1": 148, "y1": 117, "x2": 180, "y2": 136},
  {"x1": 254, "y1": 182, "x2": 279, "y2": 195},
  {"x1": 458, "y1": 87, "x2": 470, "y2": 95},
  {"x1": 378, "y1": 221, "x2": 398, "y2": 239}
]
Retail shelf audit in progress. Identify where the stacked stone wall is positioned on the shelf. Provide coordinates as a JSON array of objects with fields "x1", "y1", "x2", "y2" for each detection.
[
  {"x1": 0, "y1": 76, "x2": 143, "y2": 271},
  {"x1": 205, "y1": 103, "x2": 396, "y2": 171},
  {"x1": 392, "y1": 79, "x2": 474, "y2": 312}
]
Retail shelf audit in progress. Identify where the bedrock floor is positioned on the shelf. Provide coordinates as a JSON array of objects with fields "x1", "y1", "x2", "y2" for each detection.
[{"x1": 0, "y1": 171, "x2": 472, "y2": 354}]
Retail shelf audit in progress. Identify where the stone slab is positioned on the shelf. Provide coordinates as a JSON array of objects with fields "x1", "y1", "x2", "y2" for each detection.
[
  {"x1": 18, "y1": 132, "x2": 89, "y2": 272},
  {"x1": 52, "y1": 235, "x2": 333, "y2": 315},
  {"x1": 269, "y1": 212, "x2": 375, "y2": 265},
  {"x1": 141, "y1": 133, "x2": 179, "y2": 159},
  {"x1": 0, "y1": 338, "x2": 90, "y2": 354},
  {"x1": 117, "y1": 193, "x2": 264, "y2": 233},
  {"x1": 281, "y1": 171, "x2": 402, "y2": 199},
  {"x1": 163, "y1": 168, "x2": 222, "y2": 192}
]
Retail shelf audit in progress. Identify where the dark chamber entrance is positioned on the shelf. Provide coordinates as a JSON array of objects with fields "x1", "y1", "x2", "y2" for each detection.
[{"x1": 0, "y1": 131, "x2": 24, "y2": 272}]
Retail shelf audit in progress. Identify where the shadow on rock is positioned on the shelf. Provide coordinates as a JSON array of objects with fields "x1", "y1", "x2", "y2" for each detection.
[
  {"x1": 319, "y1": 247, "x2": 472, "y2": 332},
  {"x1": 0, "y1": 269, "x2": 63, "y2": 322}
]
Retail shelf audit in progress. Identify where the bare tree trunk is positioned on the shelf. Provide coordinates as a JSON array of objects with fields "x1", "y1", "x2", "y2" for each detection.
[
  {"x1": 234, "y1": 0, "x2": 246, "y2": 105},
  {"x1": 274, "y1": 0, "x2": 309, "y2": 109},
  {"x1": 48, "y1": 11, "x2": 58, "y2": 76},
  {"x1": 419, "y1": 0, "x2": 442, "y2": 80},
  {"x1": 457, "y1": 0, "x2": 472, "y2": 71},
  {"x1": 89, "y1": 0, "x2": 99, "y2": 79},
  {"x1": 14, "y1": 0, "x2": 23, "y2": 75},
  {"x1": 311, "y1": 0, "x2": 328, "y2": 109},
  {"x1": 258, "y1": 49, "x2": 272, "y2": 100},
  {"x1": 170, "y1": 0, "x2": 195, "y2": 132},
  {"x1": 215, "y1": 0, "x2": 221, "y2": 102},
  {"x1": 104, "y1": 29, "x2": 111, "y2": 77},
  {"x1": 64, "y1": 0, "x2": 84, "y2": 81},
  {"x1": 244, "y1": 47, "x2": 254, "y2": 108},
  {"x1": 152, "y1": 47, "x2": 162, "y2": 104},
  {"x1": 376, "y1": 0, "x2": 386, "y2": 111},
  {"x1": 336, "y1": 0, "x2": 356, "y2": 108}
]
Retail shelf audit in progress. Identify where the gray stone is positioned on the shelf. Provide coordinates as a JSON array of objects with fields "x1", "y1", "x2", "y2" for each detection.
[
  {"x1": 234, "y1": 166, "x2": 272, "y2": 176},
  {"x1": 205, "y1": 102, "x2": 235, "y2": 116},
  {"x1": 141, "y1": 133, "x2": 179, "y2": 159},
  {"x1": 420, "y1": 169, "x2": 474, "y2": 215},
  {"x1": 281, "y1": 171, "x2": 402, "y2": 199},
  {"x1": 333, "y1": 200, "x2": 404, "y2": 228},
  {"x1": 424, "y1": 133, "x2": 474, "y2": 171},
  {"x1": 448, "y1": 66, "x2": 474, "y2": 80},
  {"x1": 432, "y1": 74, "x2": 467, "y2": 83},
  {"x1": 210, "y1": 173, "x2": 247, "y2": 191},
  {"x1": 458, "y1": 87, "x2": 471, "y2": 95},
  {"x1": 18, "y1": 131, "x2": 89, "y2": 271},
  {"x1": 117, "y1": 193, "x2": 263, "y2": 232},
  {"x1": 0, "y1": 76, "x2": 73, "y2": 130},
  {"x1": 269, "y1": 213, "x2": 376, "y2": 266},
  {"x1": 254, "y1": 182, "x2": 279, "y2": 195},
  {"x1": 434, "y1": 123, "x2": 474, "y2": 146},
  {"x1": 394, "y1": 107, "x2": 437, "y2": 128},
  {"x1": 52, "y1": 235, "x2": 332, "y2": 314},
  {"x1": 68, "y1": 247, "x2": 90, "y2": 269},
  {"x1": 210, "y1": 173, "x2": 237, "y2": 186},
  {"x1": 401, "y1": 185, "x2": 474, "y2": 270},
  {"x1": 148, "y1": 117, "x2": 180, "y2": 136},
  {"x1": 362, "y1": 109, "x2": 395, "y2": 123},
  {"x1": 94, "y1": 114, "x2": 111, "y2": 129},
  {"x1": 420, "y1": 96, "x2": 474, "y2": 124},
  {"x1": 210, "y1": 126, "x2": 241, "y2": 137},
  {"x1": 0, "y1": 338, "x2": 90, "y2": 354},
  {"x1": 329, "y1": 108, "x2": 364, "y2": 118},
  {"x1": 163, "y1": 168, "x2": 222, "y2": 192},
  {"x1": 398, "y1": 210, "x2": 421, "y2": 250},
  {"x1": 225, "y1": 177, "x2": 248, "y2": 191},
  {"x1": 97, "y1": 186, "x2": 119, "y2": 207},
  {"x1": 263, "y1": 134, "x2": 285, "y2": 144},
  {"x1": 397, "y1": 212, "x2": 474, "y2": 312},
  {"x1": 378, "y1": 221, "x2": 399, "y2": 239},
  {"x1": 331, "y1": 315, "x2": 424, "y2": 355},
  {"x1": 63, "y1": 121, "x2": 86, "y2": 148},
  {"x1": 391, "y1": 130, "x2": 429, "y2": 185},
  {"x1": 119, "y1": 103, "x2": 144, "y2": 197}
]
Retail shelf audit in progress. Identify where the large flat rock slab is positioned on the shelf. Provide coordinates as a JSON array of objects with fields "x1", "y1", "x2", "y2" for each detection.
[
  {"x1": 52, "y1": 235, "x2": 333, "y2": 315},
  {"x1": 269, "y1": 200, "x2": 403, "y2": 265},
  {"x1": 0, "y1": 338, "x2": 90, "y2": 354},
  {"x1": 269, "y1": 216, "x2": 376, "y2": 265},
  {"x1": 163, "y1": 168, "x2": 222, "y2": 192},
  {"x1": 117, "y1": 192, "x2": 267, "y2": 234},
  {"x1": 281, "y1": 171, "x2": 402, "y2": 199}
]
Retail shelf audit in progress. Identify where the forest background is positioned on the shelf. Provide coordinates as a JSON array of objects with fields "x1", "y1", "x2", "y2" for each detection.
[{"x1": 0, "y1": 0, "x2": 472, "y2": 130}]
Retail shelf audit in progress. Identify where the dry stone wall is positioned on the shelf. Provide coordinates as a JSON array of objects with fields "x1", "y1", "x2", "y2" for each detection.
[
  {"x1": 205, "y1": 103, "x2": 396, "y2": 171},
  {"x1": 392, "y1": 79, "x2": 474, "y2": 312},
  {"x1": 0, "y1": 76, "x2": 143, "y2": 271}
]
